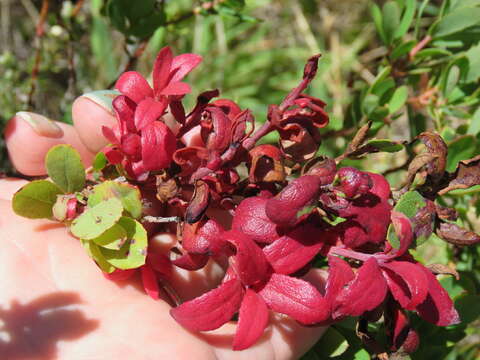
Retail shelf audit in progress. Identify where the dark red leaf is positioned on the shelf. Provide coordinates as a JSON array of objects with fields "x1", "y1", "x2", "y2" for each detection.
[
  {"x1": 381, "y1": 261, "x2": 429, "y2": 310},
  {"x1": 257, "y1": 273, "x2": 329, "y2": 324},
  {"x1": 182, "y1": 219, "x2": 225, "y2": 255},
  {"x1": 170, "y1": 279, "x2": 243, "y2": 331},
  {"x1": 335, "y1": 167, "x2": 372, "y2": 199},
  {"x1": 226, "y1": 230, "x2": 269, "y2": 286},
  {"x1": 325, "y1": 256, "x2": 354, "y2": 309},
  {"x1": 170, "y1": 53, "x2": 203, "y2": 83},
  {"x1": 233, "y1": 289, "x2": 269, "y2": 351},
  {"x1": 249, "y1": 145, "x2": 286, "y2": 183},
  {"x1": 134, "y1": 97, "x2": 168, "y2": 130},
  {"x1": 263, "y1": 223, "x2": 323, "y2": 275},
  {"x1": 416, "y1": 265, "x2": 460, "y2": 326},
  {"x1": 185, "y1": 180, "x2": 210, "y2": 224},
  {"x1": 112, "y1": 95, "x2": 137, "y2": 134},
  {"x1": 141, "y1": 121, "x2": 176, "y2": 171},
  {"x1": 265, "y1": 175, "x2": 322, "y2": 227},
  {"x1": 232, "y1": 197, "x2": 280, "y2": 244},
  {"x1": 333, "y1": 258, "x2": 388, "y2": 319},
  {"x1": 172, "y1": 252, "x2": 209, "y2": 271}
]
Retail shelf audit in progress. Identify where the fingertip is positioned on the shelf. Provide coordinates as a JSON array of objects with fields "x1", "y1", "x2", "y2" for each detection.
[
  {"x1": 72, "y1": 93, "x2": 117, "y2": 153},
  {"x1": 4, "y1": 113, "x2": 94, "y2": 176}
]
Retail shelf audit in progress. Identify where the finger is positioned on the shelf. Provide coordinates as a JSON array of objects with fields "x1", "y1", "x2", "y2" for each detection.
[
  {"x1": 72, "y1": 91, "x2": 117, "y2": 153},
  {"x1": 0, "y1": 178, "x2": 28, "y2": 201},
  {"x1": 4, "y1": 112, "x2": 94, "y2": 176}
]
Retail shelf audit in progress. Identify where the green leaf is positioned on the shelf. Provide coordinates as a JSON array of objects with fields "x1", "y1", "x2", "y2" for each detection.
[
  {"x1": 433, "y1": 6, "x2": 480, "y2": 38},
  {"x1": 369, "y1": 66, "x2": 392, "y2": 95},
  {"x1": 91, "y1": 223, "x2": 127, "y2": 250},
  {"x1": 388, "y1": 191, "x2": 426, "y2": 248},
  {"x1": 467, "y1": 107, "x2": 480, "y2": 135},
  {"x1": 12, "y1": 180, "x2": 63, "y2": 219},
  {"x1": 364, "y1": 139, "x2": 404, "y2": 152},
  {"x1": 45, "y1": 145, "x2": 86, "y2": 193},
  {"x1": 394, "y1": 0, "x2": 416, "y2": 39},
  {"x1": 446, "y1": 136, "x2": 476, "y2": 172},
  {"x1": 465, "y1": 43, "x2": 480, "y2": 83},
  {"x1": 82, "y1": 239, "x2": 115, "y2": 273},
  {"x1": 313, "y1": 327, "x2": 349, "y2": 357},
  {"x1": 92, "y1": 151, "x2": 108, "y2": 172},
  {"x1": 371, "y1": 3, "x2": 387, "y2": 44},
  {"x1": 88, "y1": 181, "x2": 142, "y2": 219},
  {"x1": 388, "y1": 85, "x2": 409, "y2": 113},
  {"x1": 71, "y1": 197, "x2": 123, "y2": 240},
  {"x1": 390, "y1": 40, "x2": 416, "y2": 60},
  {"x1": 99, "y1": 217, "x2": 147, "y2": 270},
  {"x1": 455, "y1": 294, "x2": 480, "y2": 323},
  {"x1": 382, "y1": 2, "x2": 401, "y2": 44}
]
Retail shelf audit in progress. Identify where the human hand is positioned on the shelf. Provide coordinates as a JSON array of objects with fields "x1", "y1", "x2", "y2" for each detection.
[{"x1": 0, "y1": 94, "x2": 326, "y2": 360}]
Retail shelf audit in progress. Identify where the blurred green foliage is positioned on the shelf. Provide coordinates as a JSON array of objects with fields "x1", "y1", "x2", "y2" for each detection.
[{"x1": 1, "y1": 0, "x2": 480, "y2": 358}]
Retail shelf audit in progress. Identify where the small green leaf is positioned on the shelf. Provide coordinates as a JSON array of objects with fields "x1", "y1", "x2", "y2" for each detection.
[
  {"x1": 388, "y1": 191, "x2": 426, "y2": 248},
  {"x1": 371, "y1": 3, "x2": 387, "y2": 44},
  {"x1": 390, "y1": 40, "x2": 415, "y2": 60},
  {"x1": 365, "y1": 139, "x2": 404, "y2": 152},
  {"x1": 394, "y1": 0, "x2": 416, "y2": 39},
  {"x1": 467, "y1": 107, "x2": 480, "y2": 135},
  {"x1": 455, "y1": 294, "x2": 480, "y2": 324},
  {"x1": 71, "y1": 197, "x2": 123, "y2": 240},
  {"x1": 91, "y1": 223, "x2": 127, "y2": 250},
  {"x1": 88, "y1": 181, "x2": 142, "y2": 219},
  {"x1": 369, "y1": 66, "x2": 392, "y2": 95},
  {"x1": 82, "y1": 239, "x2": 115, "y2": 273},
  {"x1": 394, "y1": 190, "x2": 426, "y2": 218},
  {"x1": 99, "y1": 217, "x2": 147, "y2": 269},
  {"x1": 45, "y1": 145, "x2": 86, "y2": 193},
  {"x1": 446, "y1": 136, "x2": 476, "y2": 172},
  {"x1": 382, "y1": 2, "x2": 401, "y2": 44},
  {"x1": 388, "y1": 86, "x2": 409, "y2": 114},
  {"x1": 433, "y1": 6, "x2": 480, "y2": 38},
  {"x1": 92, "y1": 151, "x2": 108, "y2": 172},
  {"x1": 12, "y1": 180, "x2": 63, "y2": 219}
]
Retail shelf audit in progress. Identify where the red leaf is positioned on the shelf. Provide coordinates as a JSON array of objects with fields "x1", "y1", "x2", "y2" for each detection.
[
  {"x1": 112, "y1": 95, "x2": 137, "y2": 134},
  {"x1": 381, "y1": 261, "x2": 429, "y2": 310},
  {"x1": 103, "y1": 268, "x2": 135, "y2": 281},
  {"x1": 265, "y1": 175, "x2": 322, "y2": 227},
  {"x1": 225, "y1": 231, "x2": 269, "y2": 286},
  {"x1": 171, "y1": 53, "x2": 203, "y2": 83},
  {"x1": 384, "y1": 212, "x2": 414, "y2": 259},
  {"x1": 233, "y1": 289, "x2": 269, "y2": 350},
  {"x1": 416, "y1": 265, "x2": 460, "y2": 326},
  {"x1": 141, "y1": 121, "x2": 176, "y2": 171},
  {"x1": 232, "y1": 197, "x2": 280, "y2": 244},
  {"x1": 389, "y1": 305, "x2": 419, "y2": 353},
  {"x1": 115, "y1": 71, "x2": 153, "y2": 104},
  {"x1": 103, "y1": 147, "x2": 123, "y2": 165},
  {"x1": 141, "y1": 265, "x2": 160, "y2": 300},
  {"x1": 325, "y1": 256, "x2": 354, "y2": 309},
  {"x1": 160, "y1": 81, "x2": 192, "y2": 96},
  {"x1": 152, "y1": 46, "x2": 174, "y2": 95},
  {"x1": 263, "y1": 223, "x2": 323, "y2": 275},
  {"x1": 335, "y1": 167, "x2": 372, "y2": 199},
  {"x1": 172, "y1": 252, "x2": 209, "y2": 271},
  {"x1": 102, "y1": 126, "x2": 119, "y2": 144},
  {"x1": 182, "y1": 219, "x2": 225, "y2": 255},
  {"x1": 334, "y1": 258, "x2": 388, "y2": 318},
  {"x1": 257, "y1": 273, "x2": 328, "y2": 324},
  {"x1": 120, "y1": 133, "x2": 141, "y2": 158},
  {"x1": 170, "y1": 279, "x2": 243, "y2": 331},
  {"x1": 134, "y1": 98, "x2": 168, "y2": 130}
]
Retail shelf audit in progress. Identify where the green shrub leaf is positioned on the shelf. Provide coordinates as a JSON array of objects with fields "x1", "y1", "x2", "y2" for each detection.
[
  {"x1": 45, "y1": 144, "x2": 86, "y2": 193},
  {"x1": 88, "y1": 181, "x2": 142, "y2": 219},
  {"x1": 12, "y1": 180, "x2": 63, "y2": 219}
]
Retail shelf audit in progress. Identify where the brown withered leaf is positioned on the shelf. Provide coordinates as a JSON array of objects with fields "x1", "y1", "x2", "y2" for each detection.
[
  {"x1": 156, "y1": 176, "x2": 179, "y2": 203},
  {"x1": 412, "y1": 200, "x2": 436, "y2": 241},
  {"x1": 338, "y1": 122, "x2": 372, "y2": 161},
  {"x1": 185, "y1": 180, "x2": 210, "y2": 224},
  {"x1": 426, "y1": 263, "x2": 459, "y2": 280},
  {"x1": 435, "y1": 204, "x2": 458, "y2": 221},
  {"x1": 417, "y1": 132, "x2": 448, "y2": 177},
  {"x1": 437, "y1": 222, "x2": 480, "y2": 246},
  {"x1": 404, "y1": 153, "x2": 437, "y2": 189},
  {"x1": 439, "y1": 155, "x2": 480, "y2": 195}
]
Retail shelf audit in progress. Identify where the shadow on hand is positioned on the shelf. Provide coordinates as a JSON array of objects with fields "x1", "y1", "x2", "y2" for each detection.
[{"x1": 0, "y1": 292, "x2": 99, "y2": 359}]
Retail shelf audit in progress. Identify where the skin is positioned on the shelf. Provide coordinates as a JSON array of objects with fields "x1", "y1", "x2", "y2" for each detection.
[{"x1": 0, "y1": 96, "x2": 327, "y2": 360}]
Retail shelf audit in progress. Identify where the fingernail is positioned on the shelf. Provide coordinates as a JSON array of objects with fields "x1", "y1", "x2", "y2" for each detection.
[
  {"x1": 82, "y1": 90, "x2": 120, "y2": 114},
  {"x1": 16, "y1": 111, "x2": 64, "y2": 138}
]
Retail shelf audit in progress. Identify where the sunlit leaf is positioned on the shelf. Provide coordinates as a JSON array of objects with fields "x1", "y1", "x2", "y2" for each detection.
[
  {"x1": 12, "y1": 180, "x2": 63, "y2": 219},
  {"x1": 71, "y1": 197, "x2": 123, "y2": 239},
  {"x1": 88, "y1": 180, "x2": 142, "y2": 219},
  {"x1": 45, "y1": 145, "x2": 86, "y2": 193}
]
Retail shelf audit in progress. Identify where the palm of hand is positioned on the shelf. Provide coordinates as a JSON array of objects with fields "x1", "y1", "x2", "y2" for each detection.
[{"x1": 0, "y1": 97, "x2": 325, "y2": 360}]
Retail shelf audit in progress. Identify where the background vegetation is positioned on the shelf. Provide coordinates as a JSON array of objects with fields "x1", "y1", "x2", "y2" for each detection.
[{"x1": 1, "y1": 0, "x2": 479, "y2": 358}]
